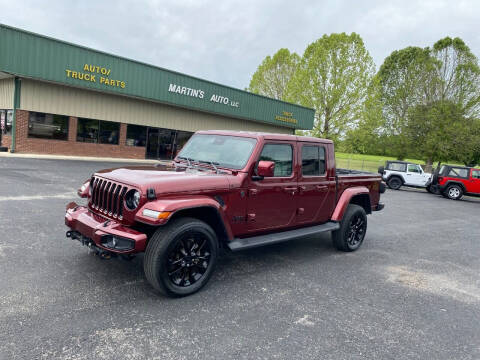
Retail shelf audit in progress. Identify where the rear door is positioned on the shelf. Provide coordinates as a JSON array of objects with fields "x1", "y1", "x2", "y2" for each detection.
[
  {"x1": 246, "y1": 142, "x2": 298, "y2": 233},
  {"x1": 297, "y1": 143, "x2": 336, "y2": 225}
]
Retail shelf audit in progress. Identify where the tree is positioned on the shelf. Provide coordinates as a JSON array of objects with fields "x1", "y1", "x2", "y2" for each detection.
[
  {"x1": 286, "y1": 33, "x2": 376, "y2": 141},
  {"x1": 431, "y1": 37, "x2": 480, "y2": 117},
  {"x1": 248, "y1": 48, "x2": 300, "y2": 100},
  {"x1": 377, "y1": 46, "x2": 435, "y2": 159}
]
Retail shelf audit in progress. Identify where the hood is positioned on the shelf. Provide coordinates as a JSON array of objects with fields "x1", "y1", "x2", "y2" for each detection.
[{"x1": 95, "y1": 165, "x2": 232, "y2": 194}]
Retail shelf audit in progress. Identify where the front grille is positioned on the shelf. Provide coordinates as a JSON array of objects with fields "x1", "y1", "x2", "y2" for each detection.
[{"x1": 90, "y1": 177, "x2": 128, "y2": 219}]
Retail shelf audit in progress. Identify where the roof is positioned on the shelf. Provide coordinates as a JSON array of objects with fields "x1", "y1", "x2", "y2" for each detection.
[
  {"x1": 0, "y1": 24, "x2": 315, "y2": 130},
  {"x1": 196, "y1": 130, "x2": 333, "y2": 143}
]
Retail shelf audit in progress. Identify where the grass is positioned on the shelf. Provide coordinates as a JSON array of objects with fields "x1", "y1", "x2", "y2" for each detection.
[{"x1": 335, "y1": 152, "x2": 427, "y2": 173}]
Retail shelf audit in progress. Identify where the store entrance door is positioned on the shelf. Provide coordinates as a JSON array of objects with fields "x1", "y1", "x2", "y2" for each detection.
[{"x1": 146, "y1": 128, "x2": 177, "y2": 160}]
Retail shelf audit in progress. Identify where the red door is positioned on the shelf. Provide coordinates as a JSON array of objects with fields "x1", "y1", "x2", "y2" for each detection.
[
  {"x1": 297, "y1": 144, "x2": 336, "y2": 225},
  {"x1": 468, "y1": 169, "x2": 480, "y2": 194},
  {"x1": 246, "y1": 142, "x2": 298, "y2": 234}
]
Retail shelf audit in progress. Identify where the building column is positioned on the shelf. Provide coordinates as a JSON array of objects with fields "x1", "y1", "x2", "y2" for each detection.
[
  {"x1": 68, "y1": 117, "x2": 78, "y2": 142},
  {"x1": 10, "y1": 77, "x2": 21, "y2": 153}
]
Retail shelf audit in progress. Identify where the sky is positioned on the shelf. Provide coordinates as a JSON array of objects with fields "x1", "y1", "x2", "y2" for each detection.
[{"x1": 1, "y1": 0, "x2": 479, "y2": 90}]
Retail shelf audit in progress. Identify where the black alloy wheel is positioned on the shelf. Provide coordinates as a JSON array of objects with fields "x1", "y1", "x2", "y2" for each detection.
[
  {"x1": 332, "y1": 204, "x2": 367, "y2": 252},
  {"x1": 144, "y1": 217, "x2": 218, "y2": 297},
  {"x1": 387, "y1": 177, "x2": 402, "y2": 190},
  {"x1": 167, "y1": 232, "x2": 211, "y2": 287},
  {"x1": 346, "y1": 214, "x2": 366, "y2": 249}
]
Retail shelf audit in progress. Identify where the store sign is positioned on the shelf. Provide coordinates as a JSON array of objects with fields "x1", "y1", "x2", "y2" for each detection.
[
  {"x1": 168, "y1": 83, "x2": 239, "y2": 108},
  {"x1": 275, "y1": 111, "x2": 298, "y2": 125},
  {"x1": 65, "y1": 64, "x2": 126, "y2": 89}
]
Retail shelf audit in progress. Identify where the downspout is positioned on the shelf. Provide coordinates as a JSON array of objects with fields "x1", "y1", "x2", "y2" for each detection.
[{"x1": 10, "y1": 77, "x2": 21, "y2": 153}]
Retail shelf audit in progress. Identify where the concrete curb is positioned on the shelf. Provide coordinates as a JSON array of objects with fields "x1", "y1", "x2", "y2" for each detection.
[{"x1": 0, "y1": 152, "x2": 159, "y2": 164}]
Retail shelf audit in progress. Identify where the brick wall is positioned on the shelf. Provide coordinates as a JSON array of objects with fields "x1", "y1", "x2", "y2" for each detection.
[
  {"x1": 1, "y1": 134, "x2": 11, "y2": 148},
  {"x1": 11, "y1": 110, "x2": 146, "y2": 159}
]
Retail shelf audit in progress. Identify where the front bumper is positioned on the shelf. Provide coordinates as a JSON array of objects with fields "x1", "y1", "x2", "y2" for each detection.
[{"x1": 65, "y1": 203, "x2": 147, "y2": 254}]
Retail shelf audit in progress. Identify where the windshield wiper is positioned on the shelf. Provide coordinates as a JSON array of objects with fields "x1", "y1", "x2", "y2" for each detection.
[
  {"x1": 198, "y1": 160, "x2": 221, "y2": 173},
  {"x1": 177, "y1": 156, "x2": 195, "y2": 167}
]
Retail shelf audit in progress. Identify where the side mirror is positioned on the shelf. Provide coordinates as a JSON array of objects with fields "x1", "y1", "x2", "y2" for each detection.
[{"x1": 256, "y1": 161, "x2": 275, "y2": 179}]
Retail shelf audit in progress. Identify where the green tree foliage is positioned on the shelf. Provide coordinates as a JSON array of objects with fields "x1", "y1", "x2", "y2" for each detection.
[
  {"x1": 377, "y1": 37, "x2": 480, "y2": 163},
  {"x1": 431, "y1": 37, "x2": 480, "y2": 117},
  {"x1": 248, "y1": 48, "x2": 300, "y2": 100},
  {"x1": 286, "y1": 33, "x2": 376, "y2": 141}
]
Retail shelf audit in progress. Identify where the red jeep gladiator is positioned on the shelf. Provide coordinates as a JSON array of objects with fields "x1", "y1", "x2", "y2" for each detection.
[{"x1": 65, "y1": 131, "x2": 385, "y2": 296}]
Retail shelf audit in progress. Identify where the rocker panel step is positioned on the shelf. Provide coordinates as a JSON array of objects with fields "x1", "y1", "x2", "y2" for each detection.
[{"x1": 228, "y1": 222, "x2": 340, "y2": 251}]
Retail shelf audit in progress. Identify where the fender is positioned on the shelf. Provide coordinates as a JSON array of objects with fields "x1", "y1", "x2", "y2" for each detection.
[
  {"x1": 331, "y1": 186, "x2": 370, "y2": 222},
  {"x1": 135, "y1": 195, "x2": 234, "y2": 240}
]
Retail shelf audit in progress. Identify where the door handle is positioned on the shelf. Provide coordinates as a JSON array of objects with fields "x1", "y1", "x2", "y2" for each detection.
[
  {"x1": 315, "y1": 185, "x2": 328, "y2": 190},
  {"x1": 284, "y1": 187, "x2": 297, "y2": 195},
  {"x1": 299, "y1": 185, "x2": 307, "y2": 191},
  {"x1": 248, "y1": 189, "x2": 258, "y2": 196}
]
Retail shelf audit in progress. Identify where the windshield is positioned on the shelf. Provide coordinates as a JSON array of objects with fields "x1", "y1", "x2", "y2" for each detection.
[{"x1": 177, "y1": 134, "x2": 257, "y2": 170}]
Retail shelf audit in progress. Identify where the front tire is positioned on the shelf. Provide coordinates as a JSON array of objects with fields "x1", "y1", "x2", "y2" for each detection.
[
  {"x1": 444, "y1": 184, "x2": 463, "y2": 200},
  {"x1": 144, "y1": 217, "x2": 218, "y2": 297},
  {"x1": 332, "y1": 204, "x2": 367, "y2": 252},
  {"x1": 387, "y1": 176, "x2": 402, "y2": 190}
]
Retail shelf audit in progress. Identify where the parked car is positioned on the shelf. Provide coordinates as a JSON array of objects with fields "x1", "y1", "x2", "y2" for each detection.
[
  {"x1": 65, "y1": 130, "x2": 385, "y2": 297},
  {"x1": 429, "y1": 164, "x2": 480, "y2": 200},
  {"x1": 378, "y1": 161, "x2": 432, "y2": 190}
]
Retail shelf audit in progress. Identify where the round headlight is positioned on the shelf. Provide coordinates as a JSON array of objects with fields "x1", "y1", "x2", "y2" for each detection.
[{"x1": 125, "y1": 190, "x2": 141, "y2": 210}]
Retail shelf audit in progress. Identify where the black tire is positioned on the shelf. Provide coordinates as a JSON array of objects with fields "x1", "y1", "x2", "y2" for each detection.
[
  {"x1": 144, "y1": 217, "x2": 218, "y2": 297},
  {"x1": 426, "y1": 185, "x2": 433, "y2": 193},
  {"x1": 387, "y1": 176, "x2": 402, "y2": 190},
  {"x1": 444, "y1": 184, "x2": 463, "y2": 200},
  {"x1": 332, "y1": 204, "x2": 367, "y2": 252}
]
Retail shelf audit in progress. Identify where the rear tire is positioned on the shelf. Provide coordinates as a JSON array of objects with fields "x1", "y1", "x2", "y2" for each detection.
[
  {"x1": 387, "y1": 176, "x2": 402, "y2": 190},
  {"x1": 444, "y1": 184, "x2": 463, "y2": 200},
  {"x1": 144, "y1": 217, "x2": 218, "y2": 297},
  {"x1": 332, "y1": 204, "x2": 367, "y2": 252}
]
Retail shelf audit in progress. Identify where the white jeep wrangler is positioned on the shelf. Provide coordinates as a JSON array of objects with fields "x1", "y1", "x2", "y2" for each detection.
[{"x1": 378, "y1": 161, "x2": 432, "y2": 190}]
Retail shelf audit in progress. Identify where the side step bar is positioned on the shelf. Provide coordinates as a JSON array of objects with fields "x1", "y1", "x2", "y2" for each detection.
[{"x1": 227, "y1": 222, "x2": 340, "y2": 252}]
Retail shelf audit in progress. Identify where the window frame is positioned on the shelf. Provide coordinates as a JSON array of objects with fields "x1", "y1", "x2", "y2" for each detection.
[
  {"x1": 256, "y1": 142, "x2": 295, "y2": 179},
  {"x1": 301, "y1": 144, "x2": 326, "y2": 177}
]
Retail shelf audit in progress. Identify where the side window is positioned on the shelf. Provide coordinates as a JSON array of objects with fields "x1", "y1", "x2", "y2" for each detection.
[
  {"x1": 302, "y1": 145, "x2": 326, "y2": 176},
  {"x1": 387, "y1": 162, "x2": 406, "y2": 172},
  {"x1": 407, "y1": 164, "x2": 420, "y2": 173},
  {"x1": 472, "y1": 170, "x2": 480, "y2": 179},
  {"x1": 448, "y1": 167, "x2": 469, "y2": 178},
  {"x1": 259, "y1": 144, "x2": 293, "y2": 177}
]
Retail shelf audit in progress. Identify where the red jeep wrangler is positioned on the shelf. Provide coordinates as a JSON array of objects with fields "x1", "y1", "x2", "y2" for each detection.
[
  {"x1": 65, "y1": 131, "x2": 385, "y2": 296},
  {"x1": 429, "y1": 164, "x2": 480, "y2": 200}
]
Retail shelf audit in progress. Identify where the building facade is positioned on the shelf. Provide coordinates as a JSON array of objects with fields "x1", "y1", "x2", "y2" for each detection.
[{"x1": 0, "y1": 25, "x2": 314, "y2": 160}]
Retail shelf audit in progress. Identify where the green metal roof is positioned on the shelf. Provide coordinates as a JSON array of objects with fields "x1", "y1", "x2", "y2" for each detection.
[{"x1": 0, "y1": 24, "x2": 314, "y2": 130}]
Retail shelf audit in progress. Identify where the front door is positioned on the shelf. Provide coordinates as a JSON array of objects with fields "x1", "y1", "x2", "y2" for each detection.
[
  {"x1": 246, "y1": 142, "x2": 298, "y2": 234},
  {"x1": 468, "y1": 169, "x2": 480, "y2": 193},
  {"x1": 297, "y1": 144, "x2": 336, "y2": 225},
  {"x1": 405, "y1": 164, "x2": 426, "y2": 186}
]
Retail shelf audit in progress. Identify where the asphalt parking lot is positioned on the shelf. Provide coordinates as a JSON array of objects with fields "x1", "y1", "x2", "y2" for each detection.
[{"x1": 0, "y1": 157, "x2": 479, "y2": 360}]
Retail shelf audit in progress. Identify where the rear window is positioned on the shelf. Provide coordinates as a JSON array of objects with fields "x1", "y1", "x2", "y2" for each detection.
[
  {"x1": 447, "y1": 167, "x2": 469, "y2": 178},
  {"x1": 387, "y1": 162, "x2": 406, "y2": 172}
]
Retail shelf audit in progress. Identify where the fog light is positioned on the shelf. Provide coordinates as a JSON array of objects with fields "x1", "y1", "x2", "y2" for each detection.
[
  {"x1": 101, "y1": 235, "x2": 134, "y2": 251},
  {"x1": 142, "y1": 209, "x2": 171, "y2": 219}
]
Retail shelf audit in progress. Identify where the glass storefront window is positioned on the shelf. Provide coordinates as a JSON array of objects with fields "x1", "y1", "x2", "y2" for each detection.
[
  {"x1": 28, "y1": 112, "x2": 69, "y2": 140},
  {"x1": 99, "y1": 120, "x2": 119, "y2": 145},
  {"x1": 145, "y1": 128, "x2": 194, "y2": 160},
  {"x1": 1, "y1": 110, "x2": 13, "y2": 136},
  {"x1": 77, "y1": 118, "x2": 119, "y2": 144},
  {"x1": 126, "y1": 125, "x2": 147, "y2": 146}
]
